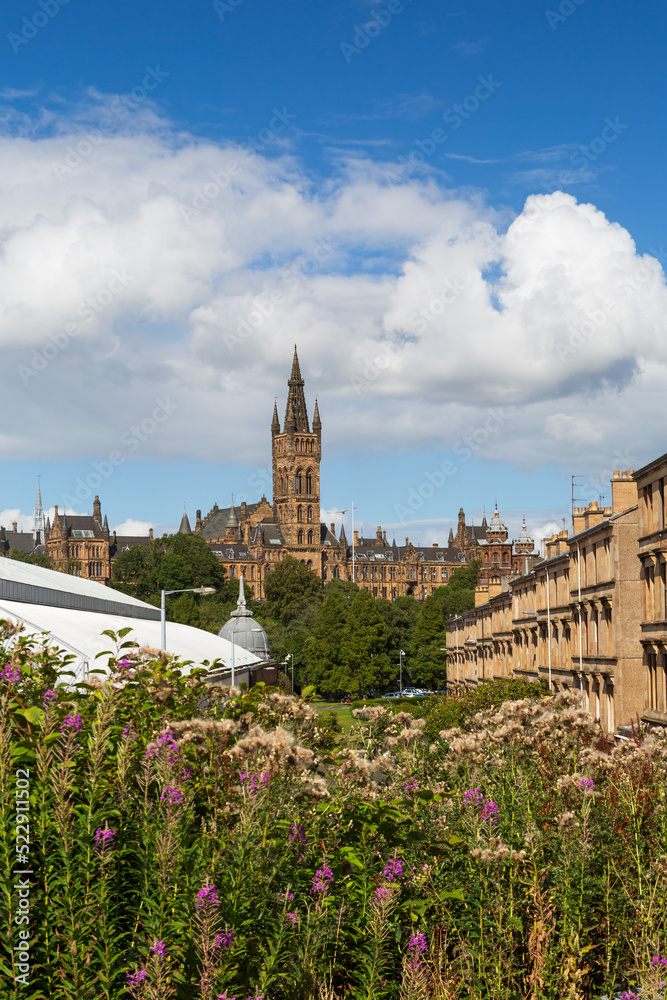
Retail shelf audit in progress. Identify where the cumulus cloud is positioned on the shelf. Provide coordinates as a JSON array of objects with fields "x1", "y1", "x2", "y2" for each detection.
[{"x1": 1, "y1": 95, "x2": 666, "y2": 482}]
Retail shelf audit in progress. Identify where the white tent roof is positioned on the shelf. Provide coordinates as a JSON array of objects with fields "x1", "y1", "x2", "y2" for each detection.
[
  {"x1": 0, "y1": 556, "x2": 152, "y2": 610},
  {"x1": 0, "y1": 560, "x2": 261, "y2": 680}
]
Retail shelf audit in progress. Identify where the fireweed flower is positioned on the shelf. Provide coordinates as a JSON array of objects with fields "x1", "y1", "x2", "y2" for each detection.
[
  {"x1": 195, "y1": 884, "x2": 221, "y2": 909},
  {"x1": 463, "y1": 788, "x2": 484, "y2": 808},
  {"x1": 213, "y1": 930, "x2": 235, "y2": 951},
  {"x1": 121, "y1": 726, "x2": 137, "y2": 741},
  {"x1": 285, "y1": 912, "x2": 298, "y2": 925},
  {"x1": 182, "y1": 765, "x2": 193, "y2": 782},
  {"x1": 1, "y1": 664, "x2": 21, "y2": 684},
  {"x1": 94, "y1": 827, "x2": 115, "y2": 851},
  {"x1": 312, "y1": 866, "x2": 334, "y2": 895},
  {"x1": 115, "y1": 657, "x2": 133, "y2": 672},
  {"x1": 60, "y1": 713, "x2": 83, "y2": 734},
  {"x1": 160, "y1": 786, "x2": 184, "y2": 805},
  {"x1": 277, "y1": 891, "x2": 295, "y2": 902},
  {"x1": 383, "y1": 857, "x2": 403, "y2": 881},
  {"x1": 149, "y1": 940, "x2": 167, "y2": 957},
  {"x1": 42, "y1": 688, "x2": 57, "y2": 705},
  {"x1": 289, "y1": 822, "x2": 307, "y2": 845},
  {"x1": 145, "y1": 729, "x2": 179, "y2": 763},
  {"x1": 579, "y1": 778, "x2": 595, "y2": 794},
  {"x1": 127, "y1": 968, "x2": 148, "y2": 986},
  {"x1": 217, "y1": 994, "x2": 237, "y2": 1000},
  {"x1": 481, "y1": 799, "x2": 500, "y2": 823},
  {"x1": 406, "y1": 930, "x2": 428, "y2": 971},
  {"x1": 375, "y1": 884, "x2": 391, "y2": 901},
  {"x1": 650, "y1": 955, "x2": 667, "y2": 965},
  {"x1": 403, "y1": 778, "x2": 420, "y2": 794}
]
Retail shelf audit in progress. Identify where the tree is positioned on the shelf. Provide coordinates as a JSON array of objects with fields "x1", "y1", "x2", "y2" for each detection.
[
  {"x1": 109, "y1": 534, "x2": 240, "y2": 630},
  {"x1": 305, "y1": 591, "x2": 351, "y2": 698},
  {"x1": 263, "y1": 556, "x2": 322, "y2": 623},
  {"x1": 376, "y1": 595, "x2": 420, "y2": 677},
  {"x1": 433, "y1": 560, "x2": 480, "y2": 617},
  {"x1": 410, "y1": 595, "x2": 448, "y2": 690},
  {"x1": 8, "y1": 548, "x2": 52, "y2": 569},
  {"x1": 342, "y1": 589, "x2": 393, "y2": 697}
]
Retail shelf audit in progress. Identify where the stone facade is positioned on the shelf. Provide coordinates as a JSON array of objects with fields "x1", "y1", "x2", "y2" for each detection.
[
  {"x1": 446, "y1": 469, "x2": 645, "y2": 732},
  {"x1": 634, "y1": 454, "x2": 667, "y2": 727}
]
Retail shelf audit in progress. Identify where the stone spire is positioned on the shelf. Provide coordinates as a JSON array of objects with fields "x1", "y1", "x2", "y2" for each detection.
[
  {"x1": 226, "y1": 500, "x2": 239, "y2": 531},
  {"x1": 103, "y1": 513, "x2": 110, "y2": 537},
  {"x1": 284, "y1": 344, "x2": 309, "y2": 432},
  {"x1": 93, "y1": 495, "x2": 102, "y2": 525},
  {"x1": 312, "y1": 395, "x2": 321, "y2": 433},
  {"x1": 448, "y1": 524, "x2": 454, "y2": 546},
  {"x1": 284, "y1": 397, "x2": 296, "y2": 434},
  {"x1": 32, "y1": 478, "x2": 46, "y2": 543},
  {"x1": 271, "y1": 397, "x2": 280, "y2": 436},
  {"x1": 339, "y1": 522, "x2": 347, "y2": 545},
  {"x1": 179, "y1": 508, "x2": 192, "y2": 535}
]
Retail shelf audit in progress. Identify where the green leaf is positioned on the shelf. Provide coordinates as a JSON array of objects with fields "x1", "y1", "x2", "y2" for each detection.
[
  {"x1": 438, "y1": 888, "x2": 464, "y2": 901},
  {"x1": 16, "y1": 706, "x2": 45, "y2": 725}
]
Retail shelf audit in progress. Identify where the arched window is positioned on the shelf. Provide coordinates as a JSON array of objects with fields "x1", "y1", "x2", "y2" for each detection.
[
  {"x1": 307, "y1": 529, "x2": 313, "y2": 545},
  {"x1": 307, "y1": 560, "x2": 313, "y2": 571},
  {"x1": 298, "y1": 530, "x2": 304, "y2": 545},
  {"x1": 484, "y1": 552, "x2": 489, "y2": 563},
  {"x1": 297, "y1": 506, "x2": 303, "y2": 522},
  {"x1": 334, "y1": 566, "x2": 340, "y2": 579},
  {"x1": 279, "y1": 473, "x2": 285, "y2": 495},
  {"x1": 307, "y1": 506, "x2": 312, "y2": 522},
  {"x1": 492, "y1": 552, "x2": 499, "y2": 564},
  {"x1": 305, "y1": 469, "x2": 312, "y2": 494},
  {"x1": 323, "y1": 567, "x2": 328, "y2": 580},
  {"x1": 295, "y1": 469, "x2": 303, "y2": 494}
]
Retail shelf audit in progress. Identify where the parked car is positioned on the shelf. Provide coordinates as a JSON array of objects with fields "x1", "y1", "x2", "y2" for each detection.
[{"x1": 382, "y1": 691, "x2": 402, "y2": 699}]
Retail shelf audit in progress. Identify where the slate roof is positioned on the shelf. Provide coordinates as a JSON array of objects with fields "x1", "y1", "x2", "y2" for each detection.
[
  {"x1": 351, "y1": 543, "x2": 466, "y2": 563},
  {"x1": 198, "y1": 502, "x2": 264, "y2": 540},
  {"x1": 0, "y1": 529, "x2": 35, "y2": 556},
  {"x1": 56, "y1": 514, "x2": 106, "y2": 539},
  {"x1": 110, "y1": 535, "x2": 152, "y2": 557}
]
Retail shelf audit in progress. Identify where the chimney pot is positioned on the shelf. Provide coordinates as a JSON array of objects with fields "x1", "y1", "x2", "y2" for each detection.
[
  {"x1": 149, "y1": 528, "x2": 154, "y2": 539},
  {"x1": 12, "y1": 521, "x2": 17, "y2": 532}
]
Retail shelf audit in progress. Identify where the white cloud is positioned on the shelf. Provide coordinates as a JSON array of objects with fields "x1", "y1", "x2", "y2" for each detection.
[
  {"x1": 1, "y1": 98, "x2": 666, "y2": 481},
  {"x1": 113, "y1": 519, "x2": 153, "y2": 536}
]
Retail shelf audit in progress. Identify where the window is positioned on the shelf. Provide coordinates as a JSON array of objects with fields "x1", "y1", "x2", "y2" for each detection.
[
  {"x1": 297, "y1": 506, "x2": 303, "y2": 522},
  {"x1": 295, "y1": 470, "x2": 303, "y2": 494},
  {"x1": 307, "y1": 506, "x2": 312, "y2": 522},
  {"x1": 492, "y1": 552, "x2": 499, "y2": 564},
  {"x1": 308, "y1": 529, "x2": 313, "y2": 545},
  {"x1": 297, "y1": 530, "x2": 304, "y2": 544},
  {"x1": 323, "y1": 567, "x2": 328, "y2": 580},
  {"x1": 307, "y1": 560, "x2": 313, "y2": 571},
  {"x1": 305, "y1": 469, "x2": 313, "y2": 494},
  {"x1": 441, "y1": 568, "x2": 447, "y2": 580},
  {"x1": 334, "y1": 566, "x2": 340, "y2": 579}
]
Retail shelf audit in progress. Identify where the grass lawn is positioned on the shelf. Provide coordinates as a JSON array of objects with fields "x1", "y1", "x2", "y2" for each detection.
[{"x1": 312, "y1": 702, "x2": 356, "y2": 733}]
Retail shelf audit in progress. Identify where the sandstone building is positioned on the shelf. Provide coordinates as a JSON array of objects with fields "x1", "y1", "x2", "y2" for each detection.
[{"x1": 446, "y1": 468, "x2": 648, "y2": 733}]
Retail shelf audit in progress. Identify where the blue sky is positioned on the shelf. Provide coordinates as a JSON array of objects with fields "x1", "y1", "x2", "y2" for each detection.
[{"x1": 1, "y1": 0, "x2": 665, "y2": 546}]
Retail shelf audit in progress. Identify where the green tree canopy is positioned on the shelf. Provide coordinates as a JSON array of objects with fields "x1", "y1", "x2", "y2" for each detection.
[
  {"x1": 263, "y1": 555, "x2": 322, "y2": 623},
  {"x1": 304, "y1": 591, "x2": 351, "y2": 698},
  {"x1": 8, "y1": 548, "x2": 52, "y2": 569},
  {"x1": 376, "y1": 595, "x2": 420, "y2": 678},
  {"x1": 409, "y1": 595, "x2": 448, "y2": 690},
  {"x1": 433, "y1": 560, "x2": 480, "y2": 617},
  {"x1": 341, "y1": 588, "x2": 393, "y2": 697}
]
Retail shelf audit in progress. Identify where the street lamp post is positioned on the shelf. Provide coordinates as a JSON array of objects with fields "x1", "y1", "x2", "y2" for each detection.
[
  {"x1": 399, "y1": 649, "x2": 405, "y2": 694},
  {"x1": 160, "y1": 587, "x2": 216, "y2": 653},
  {"x1": 284, "y1": 653, "x2": 294, "y2": 694}
]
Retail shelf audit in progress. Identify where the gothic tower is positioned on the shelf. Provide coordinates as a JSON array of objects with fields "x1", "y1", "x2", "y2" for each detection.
[{"x1": 272, "y1": 346, "x2": 321, "y2": 548}]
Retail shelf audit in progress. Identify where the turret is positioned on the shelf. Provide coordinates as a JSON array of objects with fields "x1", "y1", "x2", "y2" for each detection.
[{"x1": 93, "y1": 495, "x2": 102, "y2": 525}]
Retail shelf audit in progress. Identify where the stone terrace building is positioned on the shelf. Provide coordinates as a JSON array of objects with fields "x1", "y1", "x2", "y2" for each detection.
[
  {"x1": 634, "y1": 453, "x2": 667, "y2": 726},
  {"x1": 446, "y1": 469, "x2": 644, "y2": 733}
]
